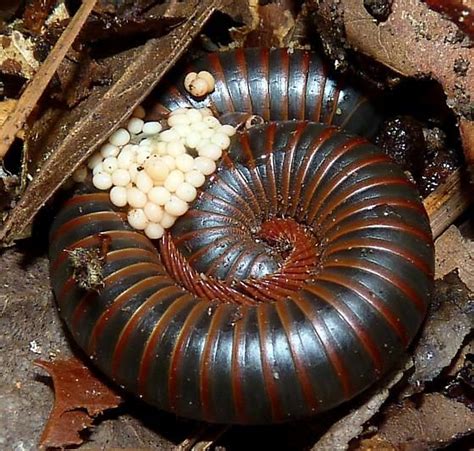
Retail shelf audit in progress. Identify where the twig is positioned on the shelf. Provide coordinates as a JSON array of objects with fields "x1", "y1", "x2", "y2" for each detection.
[
  {"x1": 424, "y1": 168, "x2": 473, "y2": 239},
  {"x1": 0, "y1": 0, "x2": 98, "y2": 160}
]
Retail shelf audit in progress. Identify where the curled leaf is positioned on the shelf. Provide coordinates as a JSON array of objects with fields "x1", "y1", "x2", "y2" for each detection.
[{"x1": 35, "y1": 358, "x2": 122, "y2": 448}]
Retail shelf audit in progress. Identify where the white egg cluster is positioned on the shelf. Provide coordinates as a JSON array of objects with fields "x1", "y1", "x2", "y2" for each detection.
[
  {"x1": 72, "y1": 105, "x2": 236, "y2": 240},
  {"x1": 184, "y1": 70, "x2": 215, "y2": 97}
]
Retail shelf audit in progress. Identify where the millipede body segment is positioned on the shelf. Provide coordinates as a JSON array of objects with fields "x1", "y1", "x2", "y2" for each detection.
[{"x1": 49, "y1": 48, "x2": 434, "y2": 424}]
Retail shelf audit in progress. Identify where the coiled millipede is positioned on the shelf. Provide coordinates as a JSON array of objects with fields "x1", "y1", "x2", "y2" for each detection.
[{"x1": 49, "y1": 48, "x2": 434, "y2": 424}]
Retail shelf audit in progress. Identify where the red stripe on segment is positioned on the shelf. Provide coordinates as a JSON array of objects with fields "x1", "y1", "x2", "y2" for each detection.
[
  {"x1": 205, "y1": 174, "x2": 257, "y2": 222},
  {"x1": 326, "y1": 218, "x2": 433, "y2": 244},
  {"x1": 168, "y1": 302, "x2": 209, "y2": 412},
  {"x1": 326, "y1": 237, "x2": 433, "y2": 276},
  {"x1": 309, "y1": 177, "x2": 413, "y2": 225},
  {"x1": 50, "y1": 210, "x2": 127, "y2": 243},
  {"x1": 259, "y1": 48, "x2": 271, "y2": 120},
  {"x1": 70, "y1": 262, "x2": 160, "y2": 336},
  {"x1": 235, "y1": 48, "x2": 253, "y2": 112},
  {"x1": 264, "y1": 123, "x2": 278, "y2": 214},
  {"x1": 322, "y1": 257, "x2": 428, "y2": 314},
  {"x1": 199, "y1": 305, "x2": 227, "y2": 421},
  {"x1": 231, "y1": 305, "x2": 249, "y2": 423},
  {"x1": 315, "y1": 272, "x2": 409, "y2": 346},
  {"x1": 304, "y1": 154, "x2": 388, "y2": 218},
  {"x1": 137, "y1": 295, "x2": 195, "y2": 399},
  {"x1": 280, "y1": 122, "x2": 308, "y2": 216},
  {"x1": 229, "y1": 164, "x2": 262, "y2": 218},
  {"x1": 276, "y1": 302, "x2": 321, "y2": 413},
  {"x1": 111, "y1": 282, "x2": 180, "y2": 378},
  {"x1": 238, "y1": 132, "x2": 256, "y2": 167},
  {"x1": 207, "y1": 53, "x2": 234, "y2": 112},
  {"x1": 57, "y1": 275, "x2": 88, "y2": 313},
  {"x1": 299, "y1": 52, "x2": 310, "y2": 119},
  {"x1": 257, "y1": 305, "x2": 283, "y2": 422},
  {"x1": 87, "y1": 272, "x2": 166, "y2": 355},
  {"x1": 51, "y1": 231, "x2": 158, "y2": 273},
  {"x1": 62, "y1": 192, "x2": 111, "y2": 208},
  {"x1": 319, "y1": 197, "x2": 425, "y2": 235},
  {"x1": 280, "y1": 49, "x2": 290, "y2": 120},
  {"x1": 304, "y1": 284, "x2": 384, "y2": 375},
  {"x1": 104, "y1": 247, "x2": 161, "y2": 265},
  {"x1": 289, "y1": 126, "x2": 341, "y2": 218},
  {"x1": 291, "y1": 294, "x2": 353, "y2": 400}
]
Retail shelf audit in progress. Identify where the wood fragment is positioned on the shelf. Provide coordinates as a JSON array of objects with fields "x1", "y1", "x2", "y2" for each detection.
[
  {"x1": 0, "y1": 0, "x2": 98, "y2": 160},
  {"x1": 424, "y1": 168, "x2": 473, "y2": 239}
]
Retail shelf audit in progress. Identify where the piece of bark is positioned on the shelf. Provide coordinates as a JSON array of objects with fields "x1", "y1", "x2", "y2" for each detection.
[
  {"x1": 0, "y1": 0, "x2": 221, "y2": 246},
  {"x1": 35, "y1": 358, "x2": 122, "y2": 448},
  {"x1": 423, "y1": 168, "x2": 473, "y2": 239},
  {"x1": 357, "y1": 393, "x2": 474, "y2": 450}
]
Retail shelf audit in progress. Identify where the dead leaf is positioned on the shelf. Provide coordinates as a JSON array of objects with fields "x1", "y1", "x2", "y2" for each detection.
[
  {"x1": 311, "y1": 361, "x2": 412, "y2": 451},
  {"x1": 0, "y1": 98, "x2": 17, "y2": 127},
  {"x1": 310, "y1": 0, "x2": 474, "y2": 166},
  {"x1": 230, "y1": 2, "x2": 298, "y2": 47},
  {"x1": 35, "y1": 357, "x2": 122, "y2": 448},
  {"x1": 0, "y1": 0, "x2": 221, "y2": 246},
  {"x1": 0, "y1": 30, "x2": 40, "y2": 79},
  {"x1": 407, "y1": 272, "x2": 473, "y2": 391},
  {"x1": 424, "y1": 0, "x2": 474, "y2": 38},
  {"x1": 357, "y1": 393, "x2": 474, "y2": 450},
  {"x1": 435, "y1": 225, "x2": 474, "y2": 291},
  {"x1": 447, "y1": 340, "x2": 474, "y2": 377},
  {"x1": 444, "y1": 350, "x2": 474, "y2": 410},
  {"x1": 22, "y1": 0, "x2": 57, "y2": 35}
]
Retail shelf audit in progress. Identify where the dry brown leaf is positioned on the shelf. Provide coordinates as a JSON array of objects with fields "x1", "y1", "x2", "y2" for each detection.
[
  {"x1": 310, "y1": 0, "x2": 474, "y2": 165},
  {"x1": 34, "y1": 358, "x2": 122, "y2": 448},
  {"x1": 22, "y1": 0, "x2": 57, "y2": 35},
  {"x1": 0, "y1": 30, "x2": 40, "y2": 79},
  {"x1": 0, "y1": 99, "x2": 17, "y2": 127},
  {"x1": 230, "y1": 1, "x2": 298, "y2": 47},
  {"x1": 0, "y1": 0, "x2": 221, "y2": 246},
  {"x1": 423, "y1": 0, "x2": 474, "y2": 38},
  {"x1": 407, "y1": 271, "x2": 473, "y2": 391},
  {"x1": 311, "y1": 361, "x2": 412, "y2": 451},
  {"x1": 435, "y1": 225, "x2": 474, "y2": 291},
  {"x1": 357, "y1": 393, "x2": 474, "y2": 450}
]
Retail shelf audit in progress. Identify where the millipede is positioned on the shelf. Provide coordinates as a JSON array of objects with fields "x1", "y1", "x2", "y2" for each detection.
[{"x1": 49, "y1": 48, "x2": 435, "y2": 424}]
